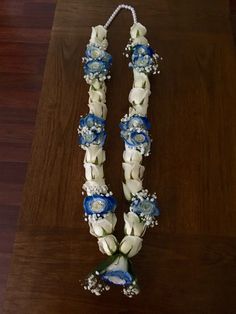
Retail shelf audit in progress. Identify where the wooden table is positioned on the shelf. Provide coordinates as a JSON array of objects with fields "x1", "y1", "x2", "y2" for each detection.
[{"x1": 3, "y1": 0, "x2": 236, "y2": 313}]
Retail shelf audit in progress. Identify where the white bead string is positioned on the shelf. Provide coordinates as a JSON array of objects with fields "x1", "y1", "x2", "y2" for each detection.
[{"x1": 104, "y1": 4, "x2": 137, "y2": 29}]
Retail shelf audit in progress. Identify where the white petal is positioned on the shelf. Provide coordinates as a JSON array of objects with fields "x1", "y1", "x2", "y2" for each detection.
[
  {"x1": 132, "y1": 36, "x2": 149, "y2": 45},
  {"x1": 88, "y1": 102, "x2": 107, "y2": 118},
  {"x1": 98, "y1": 235, "x2": 118, "y2": 256},
  {"x1": 119, "y1": 235, "x2": 143, "y2": 258},
  {"x1": 89, "y1": 88, "x2": 106, "y2": 103},
  {"x1": 84, "y1": 146, "x2": 106, "y2": 164},
  {"x1": 133, "y1": 69, "x2": 150, "y2": 89},
  {"x1": 126, "y1": 179, "x2": 143, "y2": 194},
  {"x1": 124, "y1": 212, "x2": 146, "y2": 237},
  {"x1": 90, "y1": 25, "x2": 107, "y2": 42},
  {"x1": 129, "y1": 102, "x2": 149, "y2": 116},
  {"x1": 84, "y1": 163, "x2": 104, "y2": 180},
  {"x1": 130, "y1": 22, "x2": 147, "y2": 39},
  {"x1": 122, "y1": 162, "x2": 145, "y2": 180},
  {"x1": 88, "y1": 213, "x2": 117, "y2": 237},
  {"x1": 129, "y1": 87, "x2": 150, "y2": 106},
  {"x1": 123, "y1": 148, "x2": 143, "y2": 163},
  {"x1": 106, "y1": 255, "x2": 128, "y2": 272},
  {"x1": 91, "y1": 79, "x2": 106, "y2": 91}
]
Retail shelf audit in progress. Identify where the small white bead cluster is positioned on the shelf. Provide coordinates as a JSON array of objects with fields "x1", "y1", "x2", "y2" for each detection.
[
  {"x1": 104, "y1": 4, "x2": 137, "y2": 29},
  {"x1": 83, "y1": 273, "x2": 110, "y2": 296},
  {"x1": 82, "y1": 183, "x2": 108, "y2": 196},
  {"x1": 123, "y1": 282, "x2": 140, "y2": 297}
]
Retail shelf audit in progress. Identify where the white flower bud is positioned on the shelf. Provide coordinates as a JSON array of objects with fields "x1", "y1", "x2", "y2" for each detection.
[
  {"x1": 84, "y1": 145, "x2": 106, "y2": 164},
  {"x1": 88, "y1": 102, "x2": 107, "y2": 119},
  {"x1": 88, "y1": 212, "x2": 117, "y2": 237},
  {"x1": 123, "y1": 148, "x2": 143, "y2": 163},
  {"x1": 90, "y1": 25, "x2": 107, "y2": 42},
  {"x1": 84, "y1": 163, "x2": 104, "y2": 180},
  {"x1": 91, "y1": 80, "x2": 106, "y2": 91},
  {"x1": 129, "y1": 87, "x2": 151, "y2": 106},
  {"x1": 132, "y1": 36, "x2": 149, "y2": 45},
  {"x1": 124, "y1": 212, "x2": 146, "y2": 237},
  {"x1": 122, "y1": 162, "x2": 145, "y2": 180},
  {"x1": 129, "y1": 102, "x2": 149, "y2": 116},
  {"x1": 98, "y1": 234, "x2": 118, "y2": 256},
  {"x1": 89, "y1": 88, "x2": 106, "y2": 103},
  {"x1": 122, "y1": 179, "x2": 143, "y2": 200},
  {"x1": 133, "y1": 69, "x2": 150, "y2": 90},
  {"x1": 119, "y1": 235, "x2": 143, "y2": 258},
  {"x1": 130, "y1": 22, "x2": 147, "y2": 39}
]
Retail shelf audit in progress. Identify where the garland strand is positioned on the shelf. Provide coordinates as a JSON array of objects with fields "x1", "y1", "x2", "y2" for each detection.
[{"x1": 78, "y1": 5, "x2": 161, "y2": 297}]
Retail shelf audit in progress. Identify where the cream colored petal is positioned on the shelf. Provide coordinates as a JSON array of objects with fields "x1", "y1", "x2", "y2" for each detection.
[
  {"x1": 133, "y1": 69, "x2": 150, "y2": 89},
  {"x1": 132, "y1": 36, "x2": 149, "y2": 45},
  {"x1": 130, "y1": 22, "x2": 147, "y2": 38},
  {"x1": 129, "y1": 87, "x2": 150, "y2": 106},
  {"x1": 89, "y1": 89, "x2": 106, "y2": 103},
  {"x1": 90, "y1": 25, "x2": 107, "y2": 42},
  {"x1": 84, "y1": 163, "x2": 104, "y2": 180},
  {"x1": 122, "y1": 179, "x2": 143, "y2": 200},
  {"x1": 119, "y1": 235, "x2": 143, "y2": 258},
  {"x1": 122, "y1": 162, "x2": 145, "y2": 180},
  {"x1": 129, "y1": 102, "x2": 149, "y2": 116},
  {"x1": 84, "y1": 145, "x2": 106, "y2": 164},
  {"x1": 123, "y1": 148, "x2": 143, "y2": 163},
  {"x1": 88, "y1": 101, "x2": 107, "y2": 119}
]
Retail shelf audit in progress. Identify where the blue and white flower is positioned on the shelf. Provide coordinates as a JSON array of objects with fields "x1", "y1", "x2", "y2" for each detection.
[
  {"x1": 85, "y1": 44, "x2": 106, "y2": 59},
  {"x1": 83, "y1": 254, "x2": 139, "y2": 297},
  {"x1": 124, "y1": 36, "x2": 161, "y2": 75},
  {"x1": 130, "y1": 190, "x2": 160, "y2": 226},
  {"x1": 83, "y1": 43, "x2": 112, "y2": 82},
  {"x1": 83, "y1": 194, "x2": 117, "y2": 217},
  {"x1": 101, "y1": 255, "x2": 133, "y2": 285},
  {"x1": 120, "y1": 114, "x2": 151, "y2": 131},
  {"x1": 132, "y1": 44, "x2": 154, "y2": 57},
  {"x1": 121, "y1": 129, "x2": 151, "y2": 156},
  {"x1": 84, "y1": 59, "x2": 109, "y2": 76},
  {"x1": 78, "y1": 113, "x2": 106, "y2": 147}
]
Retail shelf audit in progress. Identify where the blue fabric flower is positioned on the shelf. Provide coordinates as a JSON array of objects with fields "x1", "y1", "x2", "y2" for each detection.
[
  {"x1": 79, "y1": 114, "x2": 106, "y2": 147},
  {"x1": 83, "y1": 194, "x2": 117, "y2": 216},
  {"x1": 131, "y1": 198, "x2": 160, "y2": 217},
  {"x1": 85, "y1": 45, "x2": 106, "y2": 59},
  {"x1": 85, "y1": 44, "x2": 112, "y2": 65},
  {"x1": 132, "y1": 54, "x2": 153, "y2": 69},
  {"x1": 121, "y1": 129, "x2": 151, "y2": 149},
  {"x1": 120, "y1": 115, "x2": 151, "y2": 131},
  {"x1": 132, "y1": 44, "x2": 154, "y2": 57},
  {"x1": 101, "y1": 270, "x2": 133, "y2": 286},
  {"x1": 83, "y1": 44, "x2": 112, "y2": 79},
  {"x1": 83, "y1": 60, "x2": 109, "y2": 76},
  {"x1": 79, "y1": 113, "x2": 105, "y2": 128}
]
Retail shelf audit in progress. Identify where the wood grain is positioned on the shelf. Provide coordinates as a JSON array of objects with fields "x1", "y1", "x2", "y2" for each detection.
[
  {"x1": 0, "y1": 0, "x2": 56, "y2": 311},
  {"x1": 3, "y1": 0, "x2": 236, "y2": 313}
]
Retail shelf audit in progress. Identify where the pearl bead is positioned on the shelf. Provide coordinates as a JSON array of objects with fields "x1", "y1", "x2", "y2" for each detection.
[{"x1": 104, "y1": 4, "x2": 137, "y2": 29}]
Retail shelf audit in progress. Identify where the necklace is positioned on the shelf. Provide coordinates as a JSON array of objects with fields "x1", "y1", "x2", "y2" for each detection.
[{"x1": 78, "y1": 4, "x2": 162, "y2": 297}]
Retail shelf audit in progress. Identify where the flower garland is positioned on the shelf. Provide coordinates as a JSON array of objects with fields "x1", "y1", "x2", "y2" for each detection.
[{"x1": 78, "y1": 4, "x2": 161, "y2": 297}]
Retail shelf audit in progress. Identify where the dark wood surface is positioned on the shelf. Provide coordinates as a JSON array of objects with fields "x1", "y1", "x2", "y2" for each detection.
[
  {"x1": 0, "y1": 1, "x2": 56, "y2": 312},
  {"x1": 3, "y1": 0, "x2": 236, "y2": 313}
]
